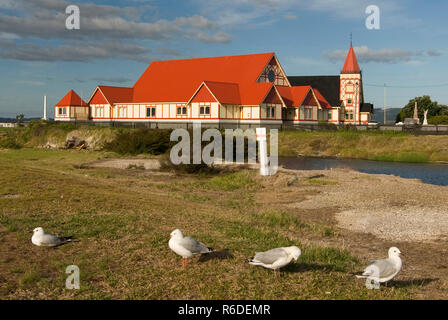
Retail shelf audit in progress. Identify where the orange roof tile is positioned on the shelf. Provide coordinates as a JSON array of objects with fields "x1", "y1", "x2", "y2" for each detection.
[
  {"x1": 132, "y1": 52, "x2": 274, "y2": 103},
  {"x1": 55, "y1": 90, "x2": 87, "y2": 107},
  {"x1": 341, "y1": 44, "x2": 360, "y2": 73}
]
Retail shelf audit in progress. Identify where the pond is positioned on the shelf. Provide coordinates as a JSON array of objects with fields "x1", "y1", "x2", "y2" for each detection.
[{"x1": 279, "y1": 157, "x2": 448, "y2": 186}]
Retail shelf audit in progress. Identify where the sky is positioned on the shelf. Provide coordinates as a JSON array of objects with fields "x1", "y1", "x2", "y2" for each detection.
[{"x1": 0, "y1": 0, "x2": 447, "y2": 118}]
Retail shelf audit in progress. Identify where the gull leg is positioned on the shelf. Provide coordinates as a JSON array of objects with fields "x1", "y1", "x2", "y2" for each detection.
[{"x1": 182, "y1": 258, "x2": 187, "y2": 268}]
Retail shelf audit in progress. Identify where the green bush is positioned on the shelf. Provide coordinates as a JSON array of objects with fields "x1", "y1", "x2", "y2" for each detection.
[
  {"x1": 104, "y1": 128, "x2": 173, "y2": 155},
  {"x1": 428, "y1": 115, "x2": 448, "y2": 125},
  {"x1": 0, "y1": 136, "x2": 21, "y2": 149},
  {"x1": 159, "y1": 153, "x2": 220, "y2": 174}
]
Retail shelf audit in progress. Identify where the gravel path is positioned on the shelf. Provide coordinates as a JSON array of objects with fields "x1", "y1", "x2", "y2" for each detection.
[{"x1": 281, "y1": 167, "x2": 448, "y2": 242}]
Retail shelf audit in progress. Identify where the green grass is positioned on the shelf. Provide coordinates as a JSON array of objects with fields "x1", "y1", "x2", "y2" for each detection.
[
  {"x1": 307, "y1": 178, "x2": 339, "y2": 185},
  {"x1": 370, "y1": 152, "x2": 430, "y2": 163},
  {"x1": 0, "y1": 148, "x2": 422, "y2": 300},
  {"x1": 279, "y1": 130, "x2": 448, "y2": 163},
  {"x1": 206, "y1": 170, "x2": 257, "y2": 191}
]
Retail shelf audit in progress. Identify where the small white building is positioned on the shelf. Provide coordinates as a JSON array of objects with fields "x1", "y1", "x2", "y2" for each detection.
[{"x1": 0, "y1": 123, "x2": 17, "y2": 128}]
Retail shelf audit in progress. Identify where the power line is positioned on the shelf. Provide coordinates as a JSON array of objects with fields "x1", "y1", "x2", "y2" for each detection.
[{"x1": 365, "y1": 83, "x2": 448, "y2": 88}]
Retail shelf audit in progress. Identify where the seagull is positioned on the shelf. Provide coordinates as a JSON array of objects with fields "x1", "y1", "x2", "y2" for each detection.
[
  {"x1": 247, "y1": 246, "x2": 301, "y2": 277},
  {"x1": 356, "y1": 247, "x2": 403, "y2": 285},
  {"x1": 31, "y1": 227, "x2": 76, "y2": 247},
  {"x1": 168, "y1": 229, "x2": 213, "y2": 268}
]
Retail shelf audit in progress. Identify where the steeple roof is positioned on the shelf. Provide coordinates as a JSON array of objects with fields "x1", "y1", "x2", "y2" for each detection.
[{"x1": 341, "y1": 44, "x2": 360, "y2": 74}]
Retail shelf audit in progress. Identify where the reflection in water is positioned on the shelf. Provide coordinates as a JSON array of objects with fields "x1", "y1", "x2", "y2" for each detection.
[{"x1": 279, "y1": 157, "x2": 448, "y2": 186}]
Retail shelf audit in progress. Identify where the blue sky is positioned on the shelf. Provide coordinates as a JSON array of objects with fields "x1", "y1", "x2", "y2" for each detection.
[{"x1": 0, "y1": 0, "x2": 447, "y2": 118}]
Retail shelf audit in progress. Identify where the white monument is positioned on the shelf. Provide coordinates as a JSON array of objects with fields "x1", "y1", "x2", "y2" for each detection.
[
  {"x1": 43, "y1": 95, "x2": 47, "y2": 120},
  {"x1": 423, "y1": 109, "x2": 428, "y2": 126}
]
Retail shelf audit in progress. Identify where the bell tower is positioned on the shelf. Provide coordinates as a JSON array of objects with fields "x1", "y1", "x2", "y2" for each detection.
[{"x1": 340, "y1": 43, "x2": 362, "y2": 124}]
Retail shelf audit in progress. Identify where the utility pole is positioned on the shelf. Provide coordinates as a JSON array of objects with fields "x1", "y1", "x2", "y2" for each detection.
[{"x1": 383, "y1": 84, "x2": 387, "y2": 125}]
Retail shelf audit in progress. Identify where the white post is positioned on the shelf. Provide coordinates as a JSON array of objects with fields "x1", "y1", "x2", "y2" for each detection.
[
  {"x1": 43, "y1": 95, "x2": 47, "y2": 120},
  {"x1": 256, "y1": 127, "x2": 269, "y2": 176}
]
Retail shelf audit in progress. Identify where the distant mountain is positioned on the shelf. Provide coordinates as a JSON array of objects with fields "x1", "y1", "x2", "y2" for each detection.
[
  {"x1": 372, "y1": 108, "x2": 402, "y2": 125},
  {"x1": 0, "y1": 117, "x2": 45, "y2": 123}
]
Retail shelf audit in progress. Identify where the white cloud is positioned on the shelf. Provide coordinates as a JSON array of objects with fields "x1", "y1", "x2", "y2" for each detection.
[
  {"x1": 323, "y1": 45, "x2": 443, "y2": 65},
  {"x1": 0, "y1": 0, "x2": 230, "y2": 43},
  {"x1": 324, "y1": 45, "x2": 413, "y2": 64},
  {"x1": 0, "y1": 40, "x2": 153, "y2": 62}
]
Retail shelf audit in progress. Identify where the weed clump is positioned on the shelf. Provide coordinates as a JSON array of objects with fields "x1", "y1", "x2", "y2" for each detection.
[{"x1": 104, "y1": 129, "x2": 173, "y2": 155}]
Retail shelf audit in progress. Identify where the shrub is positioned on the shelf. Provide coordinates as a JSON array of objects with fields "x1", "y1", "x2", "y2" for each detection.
[
  {"x1": 0, "y1": 136, "x2": 21, "y2": 149},
  {"x1": 104, "y1": 128, "x2": 173, "y2": 155},
  {"x1": 159, "y1": 153, "x2": 220, "y2": 174},
  {"x1": 428, "y1": 115, "x2": 448, "y2": 125}
]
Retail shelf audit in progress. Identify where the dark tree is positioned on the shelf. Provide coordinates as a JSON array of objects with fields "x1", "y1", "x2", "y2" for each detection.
[
  {"x1": 396, "y1": 96, "x2": 448, "y2": 123},
  {"x1": 16, "y1": 114, "x2": 25, "y2": 127}
]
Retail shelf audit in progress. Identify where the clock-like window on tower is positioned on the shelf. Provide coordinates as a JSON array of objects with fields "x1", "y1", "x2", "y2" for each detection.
[{"x1": 348, "y1": 99, "x2": 352, "y2": 104}]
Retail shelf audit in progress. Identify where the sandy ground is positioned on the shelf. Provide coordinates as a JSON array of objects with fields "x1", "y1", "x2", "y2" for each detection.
[
  {"x1": 88, "y1": 158, "x2": 161, "y2": 170},
  {"x1": 252, "y1": 167, "x2": 448, "y2": 299},
  {"x1": 278, "y1": 167, "x2": 448, "y2": 243}
]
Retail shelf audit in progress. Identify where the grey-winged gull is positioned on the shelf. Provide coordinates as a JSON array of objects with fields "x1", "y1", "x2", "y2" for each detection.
[
  {"x1": 247, "y1": 246, "x2": 301, "y2": 277},
  {"x1": 356, "y1": 247, "x2": 403, "y2": 284},
  {"x1": 31, "y1": 227, "x2": 76, "y2": 247},
  {"x1": 168, "y1": 229, "x2": 213, "y2": 267}
]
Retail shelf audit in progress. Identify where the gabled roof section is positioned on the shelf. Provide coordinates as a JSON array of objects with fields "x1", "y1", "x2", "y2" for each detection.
[
  {"x1": 133, "y1": 52, "x2": 275, "y2": 103},
  {"x1": 98, "y1": 86, "x2": 133, "y2": 104},
  {"x1": 240, "y1": 82, "x2": 274, "y2": 105},
  {"x1": 341, "y1": 44, "x2": 360, "y2": 74},
  {"x1": 55, "y1": 90, "x2": 87, "y2": 107},
  {"x1": 203, "y1": 81, "x2": 241, "y2": 105},
  {"x1": 277, "y1": 86, "x2": 312, "y2": 108}
]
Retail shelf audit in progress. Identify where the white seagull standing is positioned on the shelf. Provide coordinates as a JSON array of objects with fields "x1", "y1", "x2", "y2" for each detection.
[
  {"x1": 356, "y1": 247, "x2": 403, "y2": 284},
  {"x1": 168, "y1": 229, "x2": 213, "y2": 268},
  {"x1": 31, "y1": 227, "x2": 76, "y2": 247},
  {"x1": 247, "y1": 246, "x2": 301, "y2": 277}
]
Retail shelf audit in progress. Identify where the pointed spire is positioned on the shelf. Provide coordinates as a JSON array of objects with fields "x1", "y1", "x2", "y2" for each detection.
[{"x1": 341, "y1": 44, "x2": 360, "y2": 74}]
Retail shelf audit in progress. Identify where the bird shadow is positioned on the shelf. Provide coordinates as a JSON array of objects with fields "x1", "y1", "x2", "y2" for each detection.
[
  {"x1": 282, "y1": 262, "x2": 333, "y2": 274},
  {"x1": 198, "y1": 249, "x2": 234, "y2": 262},
  {"x1": 388, "y1": 278, "x2": 439, "y2": 289}
]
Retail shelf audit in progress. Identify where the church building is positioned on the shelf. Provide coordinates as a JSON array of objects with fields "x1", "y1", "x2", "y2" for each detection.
[{"x1": 54, "y1": 44, "x2": 373, "y2": 127}]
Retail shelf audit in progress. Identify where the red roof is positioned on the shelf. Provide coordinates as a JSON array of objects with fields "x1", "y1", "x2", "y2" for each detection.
[
  {"x1": 55, "y1": 90, "x2": 88, "y2": 107},
  {"x1": 188, "y1": 81, "x2": 275, "y2": 106},
  {"x1": 95, "y1": 86, "x2": 133, "y2": 104},
  {"x1": 277, "y1": 86, "x2": 311, "y2": 107},
  {"x1": 201, "y1": 81, "x2": 241, "y2": 104},
  {"x1": 133, "y1": 52, "x2": 274, "y2": 103},
  {"x1": 314, "y1": 89, "x2": 332, "y2": 109},
  {"x1": 341, "y1": 44, "x2": 360, "y2": 73}
]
